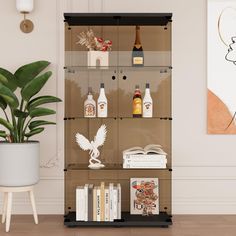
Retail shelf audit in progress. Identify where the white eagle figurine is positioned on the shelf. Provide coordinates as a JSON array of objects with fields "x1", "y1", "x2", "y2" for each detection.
[{"x1": 75, "y1": 124, "x2": 107, "y2": 169}]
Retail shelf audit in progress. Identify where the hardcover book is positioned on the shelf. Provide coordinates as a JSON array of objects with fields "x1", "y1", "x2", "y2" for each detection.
[
  {"x1": 123, "y1": 144, "x2": 167, "y2": 156},
  {"x1": 130, "y1": 178, "x2": 159, "y2": 215},
  {"x1": 76, "y1": 186, "x2": 85, "y2": 221}
]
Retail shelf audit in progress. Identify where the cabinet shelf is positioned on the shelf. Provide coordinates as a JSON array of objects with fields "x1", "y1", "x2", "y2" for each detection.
[
  {"x1": 64, "y1": 211, "x2": 172, "y2": 227},
  {"x1": 64, "y1": 117, "x2": 172, "y2": 121},
  {"x1": 65, "y1": 163, "x2": 171, "y2": 171},
  {"x1": 65, "y1": 65, "x2": 172, "y2": 73}
]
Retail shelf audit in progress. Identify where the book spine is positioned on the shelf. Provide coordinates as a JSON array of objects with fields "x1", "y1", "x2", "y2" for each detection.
[
  {"x1": 117, "y1": 184, "x2": 121, "y2": 219},
  {"x1": 88, "y1": 184, "x2": 94, "y2": 221},
  {"x1": 113, "y1": 187, "x2": 118, "y2": 220},
  {"x1": 93, "y1": 187, "x2": 97, "y2": 221},
  {"x1": 100, "y1": 182, "x2": 105, "y2": 221},
  {"x1": 105, "y1": 187, "x2": 110, "y2": 221},
  {"x1": 123, "y1": 154, "x2": 167, "y2": 160},
  {"x1": 96, "y1": 187, "x2": 101, "y2": 221},
  {"x1": 123, "y1": 159, "x2": 167, "y2": 164},
  {"x1": 76, "y1": 186, "x2": 85, "y2": 221},
  {"x1": 123, "y1": 162, "x2": 166, "y2": 168},
  {"x1": 109, "y1": 183, "x2": 114, "y2": 221},
  {"x1": 84, "y1": 184, "x2": 89, "y2": 221}
]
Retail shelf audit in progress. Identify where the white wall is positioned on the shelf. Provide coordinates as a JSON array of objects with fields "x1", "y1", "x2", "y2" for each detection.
[{"x1": 0, "y1": 0, "x2": 236, "y2": 214}]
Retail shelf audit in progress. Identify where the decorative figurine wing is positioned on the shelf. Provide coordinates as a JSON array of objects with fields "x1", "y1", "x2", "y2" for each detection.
[
  {"x1": 93, "y1": 124, "x2": 107, "y2": 148},
  {"x1": 75, "y1": 133, "x2": 92, "y2": 151}
]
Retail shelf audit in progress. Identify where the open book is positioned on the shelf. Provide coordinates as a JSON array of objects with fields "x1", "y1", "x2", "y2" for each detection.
[{"x1": 123, "y1": 144, "x2": 167, "y2": 155}]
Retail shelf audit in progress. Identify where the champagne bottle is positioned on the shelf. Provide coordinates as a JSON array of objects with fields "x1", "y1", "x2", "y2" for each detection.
[
  {"x1": 143, "y1": 83, "x2": 153, "y2": 118},
  {"x1": 97, "y1": 83, "x2": 108, "y2": 117},
  {"x1": 133, "y1": 85, "x2": 142, "y2": 118},
  {"x1": 84, "y1": 88, "x2": 96, "y2": 118},
  {"x1": 132, "y1": 26, "x2": 144, "y2": 67}
]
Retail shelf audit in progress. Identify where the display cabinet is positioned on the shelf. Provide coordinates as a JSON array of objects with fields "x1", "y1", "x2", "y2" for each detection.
[{"x1": 64, "y1": 13, "x2": 172, "y2": 227}]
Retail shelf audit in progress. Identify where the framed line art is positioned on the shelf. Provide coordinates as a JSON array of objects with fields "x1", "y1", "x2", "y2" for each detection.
[{"x1": 208, "y1": 0, "x2": 236, "y2": 134}]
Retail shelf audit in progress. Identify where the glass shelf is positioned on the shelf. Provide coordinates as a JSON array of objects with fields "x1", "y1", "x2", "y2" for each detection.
[
  {"x1": 64, "y1": 65, "x2": 172, "y2": 73},
  {"x1": 64, "y1": 116, "x2": 172, "y2": 121},
  {"x1": 66, "y1": 163, "x2": 171, "y2": 171}
]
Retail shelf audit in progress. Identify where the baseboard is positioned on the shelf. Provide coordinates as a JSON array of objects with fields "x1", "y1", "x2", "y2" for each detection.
[
  {"x1": 173, "y1": 199, "x2": 236, "y2": 214},
  {"x1": 0, "y1": 198, "x2": 64, "y2": 215}
]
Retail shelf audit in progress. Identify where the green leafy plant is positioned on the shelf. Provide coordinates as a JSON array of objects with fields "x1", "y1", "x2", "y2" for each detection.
[{"x1": 0, "y1": 61, "x2": 62, "y2": 143}]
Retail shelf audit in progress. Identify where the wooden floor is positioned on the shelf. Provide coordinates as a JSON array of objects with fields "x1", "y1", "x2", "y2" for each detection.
[{"x1": 1, "y1": 215, "x2": 236, "y2": 236}]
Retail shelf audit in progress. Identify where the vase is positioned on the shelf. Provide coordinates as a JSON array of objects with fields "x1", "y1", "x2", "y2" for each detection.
[
  {"x1": 0, "y1": 142, "x2": 40, "y2": 187},
  {"x1": 87, "y1": 51, "x2": 109, "y2": 69}
]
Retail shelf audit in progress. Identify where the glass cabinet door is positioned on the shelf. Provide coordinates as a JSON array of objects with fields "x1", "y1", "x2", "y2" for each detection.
[
  {"x1": 65, "y1": 25, "x2": 119, "y2": 67},
  {"x1": 117, "y1": 25, "x2": 171, "y2": 67},
  {"x1": 65, "y1": 69, "x2": 118, "y2": 118}
]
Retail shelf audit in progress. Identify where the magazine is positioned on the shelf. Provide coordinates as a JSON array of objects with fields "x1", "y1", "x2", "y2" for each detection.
[{"x1": 123, "y1": 144, "x2": 167, "y2": 155}]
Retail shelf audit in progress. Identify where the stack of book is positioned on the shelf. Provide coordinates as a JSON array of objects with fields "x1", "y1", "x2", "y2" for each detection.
[
  {"x1": 123, "y1": 144, "x2": 167, "y2": 169},
  {"x1": 76, "y1": 182, "x2": 121, "y2": 221}
]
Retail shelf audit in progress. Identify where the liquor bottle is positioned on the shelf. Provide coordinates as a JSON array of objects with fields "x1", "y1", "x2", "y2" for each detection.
[
  {"x1": 132, "y1": 26, "x2": 144, "y2": 67},
  {"x1": 97, "y1": 83, "x2": 108, "y2": 117},
  {"x1": 84, "y1": 88, "x2": 96, "y2": 118},
  {"x1": 143, "y1": 83, "x2": 153, "y2": 118},
  {"x1": 133, "y1": 85, "x2": 142, "y2": 118}
]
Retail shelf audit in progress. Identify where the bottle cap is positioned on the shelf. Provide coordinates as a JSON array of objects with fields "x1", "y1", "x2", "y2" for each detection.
[
  {"x1": 100, "y1": 83, "x2": 104, "y2": 88},
  {"x1": 146, "y1": 83, "x2": 150, "y2": 88}
]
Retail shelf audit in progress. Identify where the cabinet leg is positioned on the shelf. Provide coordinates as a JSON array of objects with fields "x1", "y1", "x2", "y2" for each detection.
[
  {"x1": 6, "y1": 192, "x2": 12, "y2": 232},
  {"x1": 1, "y1": 192, "x2": 8, "y2": 224},
  {"x1": 29, "y1": 190, "x2": 38, "y2": 224}
]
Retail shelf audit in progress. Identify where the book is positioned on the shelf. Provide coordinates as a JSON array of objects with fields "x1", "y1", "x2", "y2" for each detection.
[
  {"x1": 100, "y1": 182, "x2": 105, "y2": 221},
  {"x1": 96, "y1": 187, "x2": 101, "y2": 221},
  {"x1": 123, "y1": 144, "x2": 167, "y2": 155},
  {"x1": 123, "y1": 154, "x2": 167, "y2": 161},
  {"x1": 104, "y1": 187, "x2": 110, "y2": 221},
  {"x1": 76, "y1": 186, "x2": 85, "y2": 221},
  {"x1": 130, "y1": 178, "x2": 159, "y2": 215},
  {"x1": 117, "y1": 183, "x2": 122, "y2": 219},
  {"x1": 93, "y1": 186, "x2": 97, "y2": 221},
  {"x1": 109, "y1": 183, "x2": 114, "y2": 221},
  {"x1": 113, "y1": 187, "x2": 118, "y2": 220},
  {"x1": 123, "y1": 162, "x2": 166, "y2": 169},
  {"x1": 88, "y1": 184, "x2": 94, "y2": 221},
  {"x1": 84, "y1": 184, "x2": 89, "y2": 221}
]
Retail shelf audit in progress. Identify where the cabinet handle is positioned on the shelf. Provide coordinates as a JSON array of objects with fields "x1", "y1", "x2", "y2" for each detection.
[
  {"x1": 112, "y1": 75, "x2": 116, "y2": 80},
  {"x1": 123, "y1": 75, "x2": 127, "y2": 80}
]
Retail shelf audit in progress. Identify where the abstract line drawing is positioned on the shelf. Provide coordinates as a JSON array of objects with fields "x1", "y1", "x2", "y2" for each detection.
[{"x1": 208, "y1": 1, "x2": 236, "y2": 134}]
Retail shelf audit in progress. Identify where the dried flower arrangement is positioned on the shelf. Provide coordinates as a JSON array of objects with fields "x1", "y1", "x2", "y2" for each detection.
[{"x1": 76, "y1": 29, "x2": 112, "y2": 51}]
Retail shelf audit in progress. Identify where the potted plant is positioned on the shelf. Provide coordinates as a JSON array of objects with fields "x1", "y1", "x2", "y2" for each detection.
[{"x1": 0, "y1": 61, "x2": 61, "y2": 187}]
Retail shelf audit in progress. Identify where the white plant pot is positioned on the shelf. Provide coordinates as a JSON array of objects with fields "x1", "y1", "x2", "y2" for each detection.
[
  {"x1": 87, "y1": 51, "x2": 109, "y2": 68},
  {"x1": 0, "y1": 142, "x2": 40, "y2": 187}
]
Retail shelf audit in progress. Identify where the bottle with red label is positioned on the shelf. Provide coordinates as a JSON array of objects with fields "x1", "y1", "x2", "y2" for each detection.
[
  {"x1": 84, "y1": 87, "x2": 96, "y2": 118},
  {"x1": 132, "y1": 85, "x2": 142, "y2": 118}
]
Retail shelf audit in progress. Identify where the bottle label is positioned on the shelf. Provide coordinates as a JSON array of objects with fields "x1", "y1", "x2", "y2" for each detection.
[
  {"x1": 143, "y1": 101, "x2": 153, "y2": 117},
  {"x1": 98, "y1": 101, "x2": 107, "y2": 117},
  {"x1": 98, "y1": 101, "x2": 107, "y2": 111},
  {"x1": 133, "y1": 57, "x2": 143, "y2": 65},
  {"x1": 85, "y1": 103, "x2": 95, "y2": 117},
  {"x1": 133, "y1": 98, "x2": 142, "y2": 115},
  {"x1": 144, "y1": 101, "x2": 152, "y2": 110}
]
